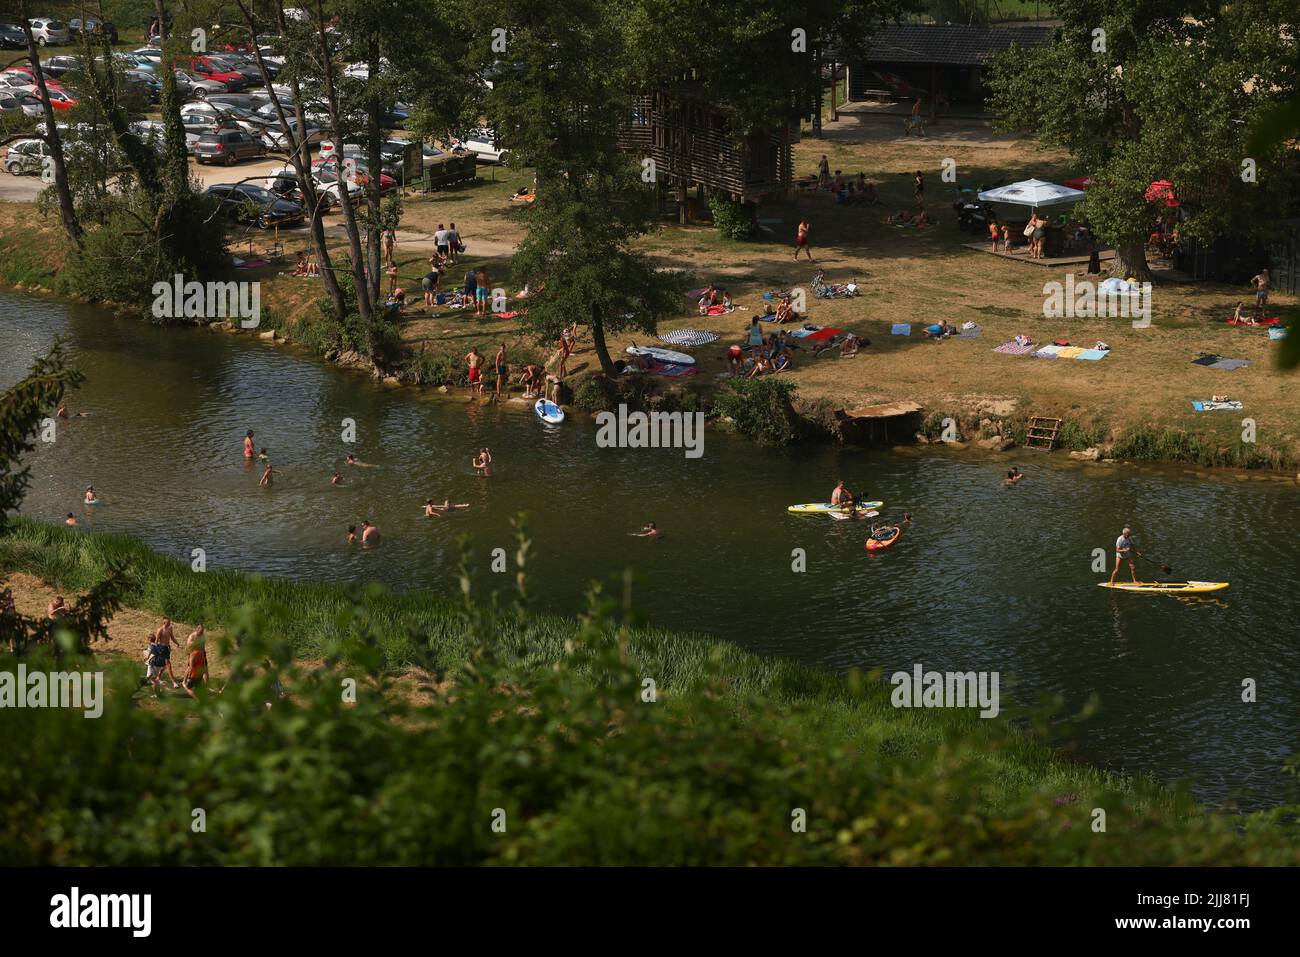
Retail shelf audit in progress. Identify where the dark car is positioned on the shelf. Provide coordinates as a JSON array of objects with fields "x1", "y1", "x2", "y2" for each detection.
[
  {"x1": 206, "y1": 183, "x2": 304, "y2": 229},
  {"x1": 0, "y1": 23, "x2": 26, "y2": 50},
  {"x1": 193, "y1": 129, "x2": 265, "y2": 165},
  {"x1": 40, "y1": 55, "x2": 81, "y2": 79}
]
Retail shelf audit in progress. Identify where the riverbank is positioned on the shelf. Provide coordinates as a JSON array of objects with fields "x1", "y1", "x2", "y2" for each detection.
[
  {"x1": 4, "y1": 518, "x2": 1299, "y2": 865},
  {"x1": 3, "y1": 114, "x2": 1298, "y2": 471}
]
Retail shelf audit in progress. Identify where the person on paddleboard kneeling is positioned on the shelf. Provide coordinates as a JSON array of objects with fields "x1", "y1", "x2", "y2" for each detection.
[{"x1": 1110, "y1": 526, "x2": 1143, "y2": 585}]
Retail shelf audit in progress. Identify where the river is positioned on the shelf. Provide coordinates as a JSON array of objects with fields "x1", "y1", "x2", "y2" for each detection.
[{"x1": 2, "y1": 290, "x2": 1298, "y2": 809}]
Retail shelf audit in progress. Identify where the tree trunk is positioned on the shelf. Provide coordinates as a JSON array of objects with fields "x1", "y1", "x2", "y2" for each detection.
[
  {"x1": 590, "y1": 305, "x2": 615, "y2": 376},
  {"x1": 20, "y1": 5, "x2": 81, "y2": 248},
  {"x1": 313, "y1": 0, "x2": 371, "y2": 322},
  {"x1": 364, "y1": 39, "x2": 383, "y2": 311},
  {"x1": 237, "y1": 0, "x2": 347, "y2": 322},
  {"x1": 1111, "y1": 239, "x2": 1153, "y2": 282},
  {"x1": 811, "y1": 47, "x2": 822, "y2": 138}
]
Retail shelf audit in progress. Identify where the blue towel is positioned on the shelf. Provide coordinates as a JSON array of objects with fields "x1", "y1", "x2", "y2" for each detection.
[
  {"x1": 1078, "y1": 349, "x2": 1108, "y2": 361},
  {"x1": 891, "y1": 323, "x2": 911, "y2": 336}
]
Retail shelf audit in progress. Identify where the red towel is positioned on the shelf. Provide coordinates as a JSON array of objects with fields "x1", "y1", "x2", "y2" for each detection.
[
  {"x1": 1227, "y1": 317, "x2": 1281, "y2": 327},
  {"x1": 806, "y1": 328, "x2": 843, "y2": 341}
]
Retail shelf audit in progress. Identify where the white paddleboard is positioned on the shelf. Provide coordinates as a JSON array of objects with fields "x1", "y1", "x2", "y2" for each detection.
[
  {"x1": 535, "y1": 399, "x2": 565, "y2": 424},
  {"x1": 627, "y1": 345, "x2": 696, "y2": 366}
]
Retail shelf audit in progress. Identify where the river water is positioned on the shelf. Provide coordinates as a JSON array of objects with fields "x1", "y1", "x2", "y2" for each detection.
[{"x1": 3, "y1": 290, "x2": 1298, "y2": 808}]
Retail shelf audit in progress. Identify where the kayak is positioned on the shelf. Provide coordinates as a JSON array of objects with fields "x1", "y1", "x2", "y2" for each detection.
[
  {"x1": 534, "y1": 398, "x2": 565, "y2": 424},
  {"x1": 865, "y1": 526, "x2": 901, "y2": 551},
  {"x1": 1097, "y1": 581, "x2": 1229, "y2": 594},
  {"x1": 788, "y1": 501, "x2": 884, "y2": 514},
  {"x1": 626, "y1": 345, "x2": 696, "y2": 366}
]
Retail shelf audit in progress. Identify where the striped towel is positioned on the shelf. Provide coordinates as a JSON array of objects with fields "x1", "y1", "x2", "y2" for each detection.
[
  {"x1": 1077, "y1": 349, "x2": 1108, "y2": 361},
  {"x1": 660, "y1": 329, "x2": 719, "y2": 346},
  {"x1": 993, "y1": 340, "x2": 1035, "y2": 355},
  {"x1": 891, "y1": 323, "x2": 911, "y2": 335}
]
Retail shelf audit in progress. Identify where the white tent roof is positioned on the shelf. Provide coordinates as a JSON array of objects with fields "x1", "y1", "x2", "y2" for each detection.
[{"x1": 977, "y1": 179, "x2": 1086, "y2": 208}]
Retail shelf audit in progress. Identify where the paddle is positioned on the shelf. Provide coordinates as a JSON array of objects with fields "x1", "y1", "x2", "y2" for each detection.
[{"x1": 1137, "y1": 552, "x2": 1173, "y2": 576}]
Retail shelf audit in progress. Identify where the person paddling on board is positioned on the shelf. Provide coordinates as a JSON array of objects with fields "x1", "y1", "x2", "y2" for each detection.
[
  {"x1": 1110, "y1": 526, "x2": 1142, "y2": 584},
  {"x1": 830, "y1": 481, "x2": 851, "y2": 506}
]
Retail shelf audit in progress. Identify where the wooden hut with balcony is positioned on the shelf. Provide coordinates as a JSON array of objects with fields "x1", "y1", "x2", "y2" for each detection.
[{"x1": 619, "y1": 90, "x2": 795, "y2": 223}]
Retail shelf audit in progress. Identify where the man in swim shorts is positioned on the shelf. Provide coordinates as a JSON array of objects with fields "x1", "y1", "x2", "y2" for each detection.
[
  {"x1": 494, "y1": 343, "x2": 508, "y2": 398},
  {"x1": 1109, "y1": 526, "x2": 1141, "y2": 584},
  {"x1": 466, "y1": 348, "x2": 485, "y2": 398},
  {"x1": 475, "y1": 269, "x2": 490, "y2": 317},
  {"x1": 794, "y1": 219, "x2": 812, "y2": 261},
  {"x1": 1251, "y1": 268, "x2": 1270, "y2": 317},
  {"x1": 361, "y1": 521, "x2": 379, "y2": 544}
]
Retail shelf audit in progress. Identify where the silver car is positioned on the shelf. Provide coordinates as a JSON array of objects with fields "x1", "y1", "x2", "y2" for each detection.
[
  {"x1": 175, "y1": 69, "x2": 227, "y2": 99},
  {"x1": 27, "y1": 18, "x2": 68, "y2": 46}
]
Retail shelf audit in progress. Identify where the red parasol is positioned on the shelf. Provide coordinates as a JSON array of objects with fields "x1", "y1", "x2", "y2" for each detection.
[{"x1": 1145, "y1": 180, "x2": 1179, "y2": 207}]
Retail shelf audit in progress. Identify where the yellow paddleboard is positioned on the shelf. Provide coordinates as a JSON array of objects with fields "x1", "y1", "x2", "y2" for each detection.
[
  {"x1": 1097, "y1": 581, "x2": 1229, "y2": 594},
  {"x1": 787, "y1": 501, "x2": 883, "y2": 514}
]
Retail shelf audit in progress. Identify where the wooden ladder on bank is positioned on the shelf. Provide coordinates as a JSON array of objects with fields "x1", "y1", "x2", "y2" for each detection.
[{"x1": 1025, "y1": 416, "x2": 1061, "y2": 451}]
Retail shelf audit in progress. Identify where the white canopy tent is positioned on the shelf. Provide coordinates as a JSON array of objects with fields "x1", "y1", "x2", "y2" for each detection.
[{"x1": 977, "y1": 179, "x2": 1086, "y2": 210}]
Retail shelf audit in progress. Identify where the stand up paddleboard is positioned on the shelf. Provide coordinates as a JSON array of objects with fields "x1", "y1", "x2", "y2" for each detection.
[
  {"x1": 788, "y1": 501, "x2": 883, "y2": 514},
  {"x1": 1097, "y1": 581, "x2": 1229, "y2": 594},
  {"x1": 865, "y1": 526, "x2": 901, "y2": 551},
  {"x1": 535, "y1": 399, "x2": 565, "y2": 424},
  {"x1": 626, "y1": 345, "x2": 696, "y2": 366}
]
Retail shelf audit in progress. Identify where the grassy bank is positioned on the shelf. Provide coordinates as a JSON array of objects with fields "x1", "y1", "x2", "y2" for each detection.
[{"x1": 2, "y1": 519, "x2": 1299, "y2": 865}]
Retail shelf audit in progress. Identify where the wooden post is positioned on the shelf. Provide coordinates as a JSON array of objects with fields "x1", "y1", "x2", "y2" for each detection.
[{"x1": 829, "y1": 61, "x2": 838, "y2": 122}]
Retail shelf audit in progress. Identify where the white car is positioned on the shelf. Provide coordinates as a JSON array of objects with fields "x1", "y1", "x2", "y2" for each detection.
[
  {"x1": 449, "y1": 128, "x2": 506, "y2": 164},
  {"x1": 27, "y1": 18, "x2": 68, "y2": 46},
  {"x1": 264, "y1": 163, "x2": 363, "y2": 209},
  {"x1": 342, "y1": 58, "x2": 390, "y2": 81}
]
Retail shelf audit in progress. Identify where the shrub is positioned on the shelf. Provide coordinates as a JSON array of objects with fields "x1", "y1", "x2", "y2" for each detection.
[
  {"x1": 708, "y1": 194, "x2": 757, "y2": 241},
  {"x1": 711, "y1": 377, "x2": 802, "y2": 444}
]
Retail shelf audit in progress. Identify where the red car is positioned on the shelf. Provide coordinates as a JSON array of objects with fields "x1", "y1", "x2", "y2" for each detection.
[
  {"x1": 44, "y1": 88, "x2": 77, "y2": 111},
  {"x1": 180, "y1": 56, "x2": 246, "y2": 91}
]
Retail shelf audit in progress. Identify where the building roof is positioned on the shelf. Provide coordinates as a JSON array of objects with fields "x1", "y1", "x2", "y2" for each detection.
[{"x1": 863, "y1": 23, "x2": 1056, "y2": 66}]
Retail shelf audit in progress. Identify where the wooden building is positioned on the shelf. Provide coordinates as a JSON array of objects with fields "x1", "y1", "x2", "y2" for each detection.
[
  {"x1": 618, "y1": 90, "x2": 795, "y2": 217},
  {"x1": 846, "y1": 23, "x2": 1055, "y2": 112}
]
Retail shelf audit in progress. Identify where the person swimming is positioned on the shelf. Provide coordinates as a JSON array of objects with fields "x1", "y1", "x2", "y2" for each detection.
[
  {"x1": 347, "y1": 525, "x2": 357, "y2": 544},
  {"x1": 331, "y1": 471, "x2": 343, "y2": 486},
  {"x1": 64, "y1": 513, "x2": 77, "y2": 526},
  {"x1": 425, "y1": 499, "x2": 469, "y2": 517},
  {"x1": 631, "y1": 522, "x2": 663, "y2": 540},
  {"x1": 472, "y1": 448, "x2": 492, "y2": 476},
  {"x1": 345, "y1": 454, "x2": 377, "y2": 468},
  {"x1": 258, "y1": 448, "x2": 269, "y2": 461},
  {"x1": 361, "y1": 520, "x2": 379, "y2": 544},
  {"x1": 259, "y1": 464, "x2": 274, "y2": 487},
  {"x1": 244, "y1": 430, "x2": 255, "y2": 459},
  {"x1": 83, "y1": 486, "x2": 98, "y2": 504},
  {"x1": 1003, "y1": 467, "x2": 1024, "y2": 487}
]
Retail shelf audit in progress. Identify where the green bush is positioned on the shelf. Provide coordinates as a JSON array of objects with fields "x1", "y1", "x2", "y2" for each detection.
[
  {"x1": 712, "y1": 377, "x2": 802, "y2": 444},
  {"x1": 708, "y1": 194, "x2": 758, "y2": 241}
]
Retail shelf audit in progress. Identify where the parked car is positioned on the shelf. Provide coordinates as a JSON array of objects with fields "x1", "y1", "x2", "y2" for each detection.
[
  {"x1": 174, "y1": 70, "x2": 226, "y2": 99},
  {"x1": 312, "y1": 157, "x2": 397, "y2": 195},
  {"x1": 264, "y1": 164, "x2": 363, "y2": 211},
  {"x1": 203, "y1": 93, "x2": 267, "y2": 113},
  {"x1": 39, "y1": 55, "x2": 82, "y2": 79},
  {"x1": 68, "y1": 19, "x2": 118, "y2": 43},
  {"x1": 0, "y1": 22, "x2": 27, "y2": 50},
  {"x1": 194, "y1": 129, "x2": 266, "y2": 165},
  {"x1": 114, "y1": 53, "x2": 157, "y2": 73},
  {"x1": 450, "y1": 128, "x2": 507, "y2": 164},
  {"x1": 183, "y1": 57, "x2": 247, "y2": 92},
  {"x1": 383, "y1": 139, "x2": 446, "y2": 169},
  {"x1": 5, "y1": 137, "x2": 50, "y2": 174},
  {"x1": 27, "y1": 19, "x2": 68, "y2": 46},
  {"x1": 260, "y1": 117, "x2": 323, "y2": 151},
  {"x1": 42, "y1": 87, "x2": 77, "y2": 112},
  {"x1": 125, "y1": 71, "x2": 162, "y2": 104},
  {"x1": 206, "y1": 182, "x2": 305, "y2": 228},
  {"x1": 0, "y1": 91, "x2": 38, "y2": 119},
  {"x1": 131, "y1": 48, "x2": 163, "y2": 63}
]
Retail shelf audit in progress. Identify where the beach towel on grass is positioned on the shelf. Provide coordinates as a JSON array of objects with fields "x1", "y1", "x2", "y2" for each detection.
[
  {"x1": 786, "y1": 327, "x2": 820, "y2": 338},
  {"x1": 1226, "y1": 317, "x2": 1282, "y2": 326},
  {"x1": 705, "y1": 304, "x2": 734, "y2": 316},
  {"x1": 1077, "y1": 349, "x2": 1108, "y2": 361},
  {"x1": 1270, "y1": 327, "x2": 1288, "y2": 340},
  {"x1": 806, "y1": 328, "x2": 843, "y2": 341},
  {"x1": 1055, "y1": 346, "x2": 1086, "y2": 359},
  {"x1": 1192, "y1": 400, "x2": 1243, "y2": 411},
  {"x1": 660, "y1": 329, "x2": 719, "y2": 347},
  {"x1": 1032, "y1": 345, "x2": 1062, "y2": 358},
  {"x1": 993, "y1": 340, "x2": 1035, "y2": 355},
  {"x1": 1210, "y1": 358, "x2": 1250, "y2": 370},
  {"x1": 957, "y1": 326, "x2": 982, "y2": 339},
  {"x1": 1191, "y1": 354, "x2": 1222, "y2": 366},
  {"x1": 891, "y1": 323, "x2": 911, "y2": 335}
]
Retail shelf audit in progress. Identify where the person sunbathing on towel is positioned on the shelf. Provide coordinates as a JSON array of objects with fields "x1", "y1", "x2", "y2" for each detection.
[
  {"x1": 1231, "y1": 302, "x2": 1256, "y2": 325},
  {"x1": 922, "y1": 320, "x2": 952, "y2": 339},
  {"x1": 840, "y1": 334, "x2": 860, "y2": 356}
]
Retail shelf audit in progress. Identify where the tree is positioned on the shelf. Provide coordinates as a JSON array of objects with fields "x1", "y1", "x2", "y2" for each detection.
[
  {"x1": 487, "y1": 0, "x2": 685, "y2": 375},
  {"x1": 0, "y1": 342, "x2": 129, "y2": 654},
  {"x1": 988, "y1": 0, "x2": 1299, "y2": 280}
]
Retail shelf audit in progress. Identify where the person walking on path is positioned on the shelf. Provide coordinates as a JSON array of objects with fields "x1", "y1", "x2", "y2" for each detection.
[{"x1": 795, "y1": 219, "x2": 812, "y2": 261}]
